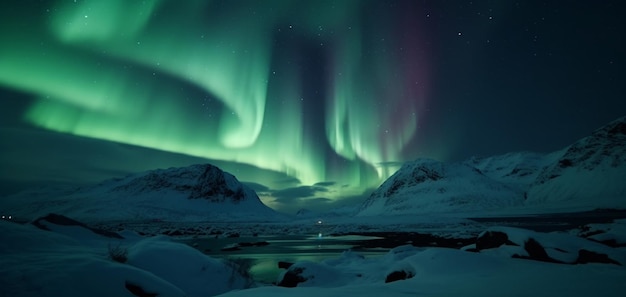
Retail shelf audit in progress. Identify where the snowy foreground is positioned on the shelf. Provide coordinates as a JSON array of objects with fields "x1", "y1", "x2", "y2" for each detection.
[
  {"x1": 0, "y1": 218, "x2": 252, "y2": 297},
  {"x1": 2, "y1": 216, "x2": 626, "y2": 297}
]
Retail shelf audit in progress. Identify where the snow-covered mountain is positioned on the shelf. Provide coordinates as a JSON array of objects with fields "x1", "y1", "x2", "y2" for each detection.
[
  {"x1": 358, "y1": 159, "x2": 525, "y2": 216},
  {"x1": 359, "y1": 116, "x2": 626, "y2": 216},
  {"x1": 465, "y1": 151, "x2": 558, "y2": 185},
  {"x1": 527, "y1": 116, "x2": 626, "y2": 208},
  {"x1": 2, "y1": 164, "x2": 282, "y2": 222}
]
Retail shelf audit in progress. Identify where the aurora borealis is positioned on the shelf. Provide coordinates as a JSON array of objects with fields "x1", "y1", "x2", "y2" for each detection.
[{"x1": 1, "y1": 1, "x2": 625, "y2": 212}]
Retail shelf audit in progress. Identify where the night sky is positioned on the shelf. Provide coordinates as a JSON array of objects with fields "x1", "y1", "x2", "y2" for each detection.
[{"x1": 1, "y1": 0, "x2": 624, "y2": 213}]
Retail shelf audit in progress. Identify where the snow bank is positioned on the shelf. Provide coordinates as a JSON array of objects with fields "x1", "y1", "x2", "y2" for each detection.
[
  {"x1": 0, "y1": 218, "x2": 254, "y2": 297},
  {"x1": 219, "y1": 245, "x2": 626, "y2": 297},
  {"x1": 0, "y1": 221, "x2": 185, "y2": 297},
  {"x1": 128, "y1": 237, "x2": 252, "y2": 296}
]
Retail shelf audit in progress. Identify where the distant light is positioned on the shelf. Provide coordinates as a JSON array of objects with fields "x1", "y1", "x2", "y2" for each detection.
[
  {"x1": 318, "y1": 232, "x2": 323, "y2": 238},
  {"x1": 8, "y1": 216, "x2": 11, "y2": 220},
  {"x1": 317, "y1": 220, "x2": 322, "y2": 224},
  {"x1": 1, "y1": 215, "x2": 4, "y2": 219}
]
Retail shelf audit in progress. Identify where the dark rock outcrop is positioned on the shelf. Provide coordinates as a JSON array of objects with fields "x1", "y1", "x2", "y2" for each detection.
[
  {"x1": 576, "y1": 249, "x2": 621, "y2": 265},
  {"x1": 385, "y1": 270, "x2": 414, "y2": 283},
  {"x1": 189, "y1": 165, "x2": 245, "y2": 202}
]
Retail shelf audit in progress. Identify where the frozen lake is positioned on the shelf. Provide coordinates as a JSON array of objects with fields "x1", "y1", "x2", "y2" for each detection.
[{"x1": 179, "y1": 234, "x2": 389, "y2": 284}]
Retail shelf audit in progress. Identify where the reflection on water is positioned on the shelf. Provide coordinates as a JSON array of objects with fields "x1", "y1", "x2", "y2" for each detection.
[{"x1": 179, "y1": 234, "x2": 388, "y2": 284}]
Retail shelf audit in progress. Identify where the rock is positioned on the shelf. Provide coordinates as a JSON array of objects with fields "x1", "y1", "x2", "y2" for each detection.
[
  {"x1": 476, "y1": 231, "x2": 517, "y2": 250},
  {"x1": 278, "y1": 261, "x2": 294, "y2": 269},
  {"x1": 475, "y1": 226, "x2": 624, "y2": 266},
  {"x1": 385, "y1": 270, "x2": 413, "y2": 283},
  {"x1": 517, "y1": 238, "x2": 560, "y2": 263},
  {"x1": 189, "y1": 164, "x2": 245, "y2": 202},
  {"x1": 277, "y1": 267, "x2": 307, "y2": 288},
  {"x1": 125, "y1": 281, "x2": 158, "y2": 297},
  {"x1": 594, "y1": 238, "x2": 620, "y2": 248},
  {"x1": 576, "y1": 249, "x2": 621, "y2": 265}
]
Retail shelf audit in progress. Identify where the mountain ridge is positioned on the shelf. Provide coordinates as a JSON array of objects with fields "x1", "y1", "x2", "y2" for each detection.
[
  {"x1": 359, "y1": 116, "x2": 626, "y2": 216},
  {"x1": 2, "y1": 163, "x2": 281, "y2": 222}
]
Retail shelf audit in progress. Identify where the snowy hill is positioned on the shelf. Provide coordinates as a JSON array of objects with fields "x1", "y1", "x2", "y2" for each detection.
[
  {"x1": 358, "y1": 159, "x2": 525, "y2": 216},
  {"x1": 2, "y1": 164, "x2": 282, "y2": 222},
  {"x1": 359, "y1": 116, "x2": 626, "y2": 216},
  {"x1": 527, "y1": 116, "x2": 626, "y2": 208}
]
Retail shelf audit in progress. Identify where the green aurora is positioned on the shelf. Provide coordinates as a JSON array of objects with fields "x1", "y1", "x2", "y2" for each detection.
[
  {"x1": 0, "y1": 0, "x2": 428, "y2": 204},
  {"x1": 2, "y1": 1, "x2": 625, "y2": 213}
]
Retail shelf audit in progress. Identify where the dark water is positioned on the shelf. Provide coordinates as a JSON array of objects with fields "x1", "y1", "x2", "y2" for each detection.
[{"x1": 180, "y1": 234, "x2": 388, "y2": 283}]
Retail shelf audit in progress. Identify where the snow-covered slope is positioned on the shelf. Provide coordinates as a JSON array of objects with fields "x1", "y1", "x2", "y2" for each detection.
[
  {"x1": 527, "y1": 116, "x2": 626, "y2": 209},
  {"x1": 2, "y1": 164, "x2": 282, "y2": 222},
  {"x1": 358, "y1": 159, "x2": 525, "y2": 216},
  {"x1": 0, "y1": 218, "x2": 253, "y2": 297},
  {"x1": 465, "y1": 151, "x2": 557, "y2": 186},
  {"x1": 359, "y1": 116, "x2": 626, "y2": 216}
]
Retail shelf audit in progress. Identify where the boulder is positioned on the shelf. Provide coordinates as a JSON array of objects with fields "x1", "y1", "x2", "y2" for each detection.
[
  {"x1": 576, "y1": 249, "x2": 621, "y2": 265},
  {"x1": 385, "y1": 270, "x2": 414, "y2": 283},
  {"x1": 476, "y1": 230, "x2": 517, "y2": 250},
  {"x1": 520, "y1": 237, "x2": 560, "y2": 263},
  {"x1": 278, "y1": 261, "x2": 294, "y2": 269},
  {"x1": 277, "y1": 267, "x2": 307, "y2": 288}
]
